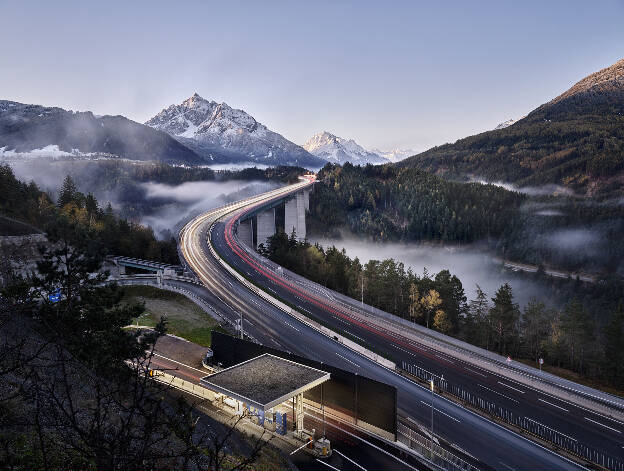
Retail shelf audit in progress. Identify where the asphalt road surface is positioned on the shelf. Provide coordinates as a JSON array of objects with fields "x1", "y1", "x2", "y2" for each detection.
[{"x1": 178, "y1": 179, "x2": 622, "y2": 470}]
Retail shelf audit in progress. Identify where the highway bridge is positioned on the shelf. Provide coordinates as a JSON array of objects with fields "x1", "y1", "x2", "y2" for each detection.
[{"x1": 179, "y1": 176, "x2": 624, "y2": 471}]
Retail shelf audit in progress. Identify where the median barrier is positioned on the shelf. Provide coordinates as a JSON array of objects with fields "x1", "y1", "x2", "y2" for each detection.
[
  {"x1": 235, "y1": 231, "x2": 624, "y2": 421},
  {"x1": 203, "y1": 211, "x2": 397, "y2": 371}
]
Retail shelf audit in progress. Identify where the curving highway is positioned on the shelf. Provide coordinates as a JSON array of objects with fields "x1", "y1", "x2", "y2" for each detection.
[{"x1": 180, "y1": 177, "x2": 622, "y2": 471}]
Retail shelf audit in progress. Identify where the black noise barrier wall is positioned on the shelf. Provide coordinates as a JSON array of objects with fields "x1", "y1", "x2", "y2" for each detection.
[{"x1": 210, "y1": 330, "x2": 397, "y2": 439}]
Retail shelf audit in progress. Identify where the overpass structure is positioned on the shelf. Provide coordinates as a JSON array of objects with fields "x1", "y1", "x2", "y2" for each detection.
[
  {"x1": 236, "y1": 186, "x2": 311, "y2": 248},
  {"x1": 179, "y1": 176, "x2": 624, "y2": 471}
]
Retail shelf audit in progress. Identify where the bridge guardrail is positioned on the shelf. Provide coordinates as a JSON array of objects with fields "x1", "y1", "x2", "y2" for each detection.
[
  {"x1": 402, "y1": 361, "x2": 624, "y2": 471},
  {"x1": 195, "y1": 178, "x2": 624, "y2": 421}
]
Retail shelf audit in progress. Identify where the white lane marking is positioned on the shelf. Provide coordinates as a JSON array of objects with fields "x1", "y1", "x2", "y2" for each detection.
[
  {"x1": 305, "y1": 412, "x2": 420, "y2": 471},
  {"x1": 478, "y1": 384, "x2": 519, "y2": 403},
  {"x1": 498, "y1": 462, "x2": 515, "y2": 471},
  {"x1": 315, "y1": 459, "x2": 340, "y2": 470},
  {"x1": 396, "y1": 373, "x2": 587, "y2": 470},
  {"x1": 336, "y1": 352, "x2": 360, "y2": 368},
  {"x1": 334, "y1": 449, "x2": 367, "y2": 470},
  {"x1": 283, "y1": 321, "x2": 300, "y2": 332},
  {"x1": 465, "y1": 366, "x2": 487, "y2": 378},
  {"x1": 437, "y1": 355, "x2": 455, "y2": 364},
  {"x1": 152, "y1": 353, "x2": 206, "y2": 374},
  {"x1": 394, "y1": 345, "x2": 418, "y2": 357},
  {"x1": 343, "y1": 330, "x2": 367, "y2": 343},
  {"x1": 420, "y1": 401, "x2": 461, "y2": 422},
  {"x1": 524, "y1": 417, "x2": 577, "y2": 442},
  {"x1": 584, "y1": 417, "x2": 622, "y2": 433},
  {"x1": 497, "y1": 381, "x2": 526, "y2": 394},
  {"x1": 586, "y1": 411, "x2": 624, "y2": 426},
  {"x1": 538, "y1": 398, "x2": 569, "y2": 412},
  {"x1": 289, "y1": 441, "x2": 309, "y2": 456}
]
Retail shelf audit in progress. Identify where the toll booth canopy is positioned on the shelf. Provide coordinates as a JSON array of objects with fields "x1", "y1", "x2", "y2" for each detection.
[
  {"x1": 200, "y1": 353, "x2": 330, "y2": 434},
  {"x1": 200, "y1": 353, "x2": 330, "y2": 412}
]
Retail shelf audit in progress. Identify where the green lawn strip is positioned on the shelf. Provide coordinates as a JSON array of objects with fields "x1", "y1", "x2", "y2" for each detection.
[{"x1": 121, "y1": 285, "x2": 221, "y2": 347}]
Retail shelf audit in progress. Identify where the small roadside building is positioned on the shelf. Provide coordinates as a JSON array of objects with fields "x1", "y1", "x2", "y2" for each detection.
[{"x1": 200, "y1": 353, "x2": 330, "y2": 435}]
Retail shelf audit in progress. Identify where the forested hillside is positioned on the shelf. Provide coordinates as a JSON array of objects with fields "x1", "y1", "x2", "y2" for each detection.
[
  {"x1": 0, "y1": 165, "x2": 178, "y2": 263},
  {"x1": 309, "y1": 163, "x2": 624, "y2": 274},
  {"x1": 309, "y1": 163, "x2": 525, "y2": 243},
  {"x1": 399, "y1": 58, "x2": 624, "y2": 197},
  {"x1": 261, "y1": 232, "x2": 624, "y2": 390}
]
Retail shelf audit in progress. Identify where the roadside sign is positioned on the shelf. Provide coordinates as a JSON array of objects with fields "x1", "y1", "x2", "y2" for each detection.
[
  {"x1": 48, "y1": 288, "x2": 61, "y2": 303},
  {"x1": 539, "y1": 358, "x2": 544, "y2": 365}
]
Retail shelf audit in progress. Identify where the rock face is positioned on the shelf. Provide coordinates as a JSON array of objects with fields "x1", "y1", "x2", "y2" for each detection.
[
  {"x1": 494, "y1": 119, "x2": 517, "y2": 130},
  {"x1": 146, "y1": 94, "x2": 326, "y2": 168},
  {"x1": 303, "y1": 131, "x2": 387, "y2": 165},
  {"x1": 0, "y1": 100, "x2": 202, "y2": 164}
]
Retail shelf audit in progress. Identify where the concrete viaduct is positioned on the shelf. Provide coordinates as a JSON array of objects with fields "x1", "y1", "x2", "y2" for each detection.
[{"x1": 236, "y1": 186, "x2": 311, "y2": 249}]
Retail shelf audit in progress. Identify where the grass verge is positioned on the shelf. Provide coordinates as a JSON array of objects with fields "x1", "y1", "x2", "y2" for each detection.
[{"x1": 122, "y1": 285, "x2": 226, "y2": 347}]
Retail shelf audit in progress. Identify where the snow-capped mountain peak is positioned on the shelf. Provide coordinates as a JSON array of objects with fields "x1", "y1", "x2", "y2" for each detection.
[
  {"x1": 146, "y1": 94, "x2": 324, "y2": 168},
  {"x1": 303, "y1": 131, "x2": 387, "y2": 165},
  {"x1": 494, "y1": 118, "x2": 518, "y2": 130},
  {"x1": 369, "y1": 147, "x2": 417, "y2": 162}
]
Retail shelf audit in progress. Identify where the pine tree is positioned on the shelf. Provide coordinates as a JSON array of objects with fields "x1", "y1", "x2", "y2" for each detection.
[
  {"x1": 521, "y1": 299, "x2": 554, "y2": 363},
  {"x1": 465, "y1": 285, "x2": 489, "y2": 347},
  {"x1": 57, "y1": 175, "x2": 77, "y2": 208},
  {"x1": 603, "y1": 303, "x2": 624, "y2": 388},
  {"x1": 560, "y1": 298, "x2": 594, "y2": 374},
  {"x1": 488, "y1": 283, "x2": 520, "y2": 355}
]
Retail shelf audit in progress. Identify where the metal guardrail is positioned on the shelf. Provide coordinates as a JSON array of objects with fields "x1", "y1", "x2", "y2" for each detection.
[
  {"x1": 402, "y1": 361, "x2": 624, "y2": 471},
  {"x1": 397, "y1": 421, "x2": 478, "y2": 471},
  {"x1": 222, "y1": 192, "x2": 624, "y2": 418}
]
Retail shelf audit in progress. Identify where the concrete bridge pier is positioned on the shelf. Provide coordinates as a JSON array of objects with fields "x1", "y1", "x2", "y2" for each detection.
[
  {"x1": 256, "y1": 208, "x2": 276, "y2": 250},
  {"x1": 238, "y1": 219, "x2": 254, "y2": 248},
  {"x1": 285, "y1": 192, "x2": 306, "y2": 241}
]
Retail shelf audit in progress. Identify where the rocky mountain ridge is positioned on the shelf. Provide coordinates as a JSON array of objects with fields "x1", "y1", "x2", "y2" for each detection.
[
  {"x1": 303, "y1": 131, "x2": 387, "y2": 165},
  {"x1": 146, "y1": 94, "x2": 325, "y2": 168},
  {"x1": 0, "y1": 100, "x2": 202, "y2": 164}
]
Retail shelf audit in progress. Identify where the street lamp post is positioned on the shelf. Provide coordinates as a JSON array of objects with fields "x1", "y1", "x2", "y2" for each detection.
[
  {"x1": 360, "y1": 273, "x2": 364, "y2": 309},
  {"x1": 239, "y1": 311, "x2": 243, "y2": 339},
  {"x1": 430, "y1": 379, "x2": 434, "y2": 460}
]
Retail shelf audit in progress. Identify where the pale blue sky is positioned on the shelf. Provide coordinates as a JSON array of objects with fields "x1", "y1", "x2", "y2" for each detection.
[{"x1": 1, "y1": 0, "x2": 622, "y2": 151}]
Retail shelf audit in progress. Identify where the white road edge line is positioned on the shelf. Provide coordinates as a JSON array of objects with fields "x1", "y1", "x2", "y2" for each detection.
[
  {"x1": 465, "y1": 367, "x2": 487, "y2": 378},
  {"x1": 498, "y1": 461, "x2": 515, "y2": 471},
  {"x1": 304, "y1": 412, "x2": 420, "y2": 471},
  {"x1": 497, "y1": 381, "x2": 526, "y2": 394},
  {"x1": 334, "y1": 449, "x2": 368, "y2": 471},
  {"x1": 336, "y1": 352, "x2": 360, "y2": 368},
  {"x1": 478, "y1": 384, "x2": 519, "y2": 403},
  {"x1": 193, "y1": 182, "x2": 592, "y2": 471},
  {"x1": 315, "y1": 459, "x2": 340, "y2": 470},
  {"x1": 420, "y1": 401, "x2": 461, "y2": 422},
  {"x1": 584, "y1": 417, "x2": 622, "y2": 433},
  {"x1": 396, "y1": 374, "x2": 587, "y2": 470},
  {"x1": 538, "y1": 398, "x2": 569, "y2": 412}
]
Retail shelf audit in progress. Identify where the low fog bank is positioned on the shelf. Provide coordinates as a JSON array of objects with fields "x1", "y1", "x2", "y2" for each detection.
[
  {"x1": 139, "y1": 180, "x2": 281, "y2": 236},
  {"x1": 6, "y1": 159, "x2": 282, "y2": 238},
  {"x1": 204, "y1": 163, "x2": 271, "y2": 171},
  {"x1": 311, "y1": 236, "x2": 554, "y2": 308},
  {"x1": 471, "y1": 178, "x2": 575, "y2": 197}
]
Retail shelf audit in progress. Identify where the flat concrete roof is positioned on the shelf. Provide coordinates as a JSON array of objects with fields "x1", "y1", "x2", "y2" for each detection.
[{"x1": 200, "y1": 353, "x2": 330, "y2": 411}]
